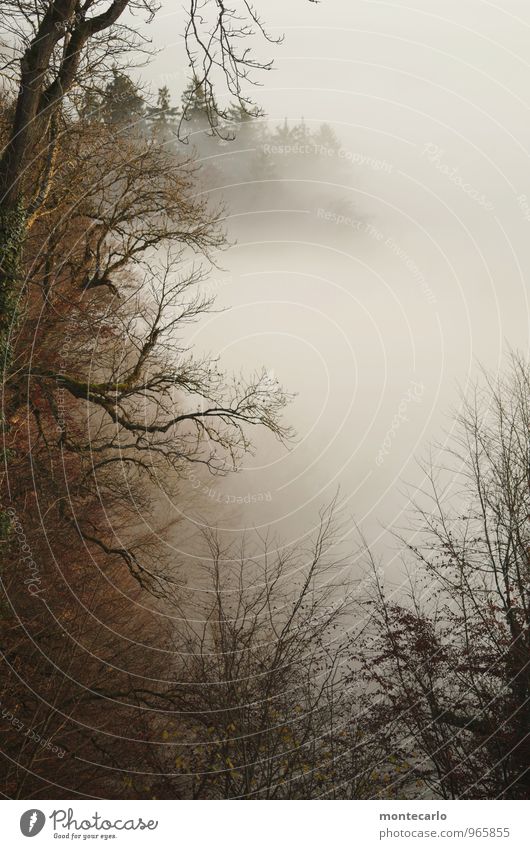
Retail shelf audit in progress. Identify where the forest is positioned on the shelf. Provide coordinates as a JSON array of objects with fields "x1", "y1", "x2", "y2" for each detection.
[{"x1": 0, "y1": 1, "x2": 528, "y2": 801}]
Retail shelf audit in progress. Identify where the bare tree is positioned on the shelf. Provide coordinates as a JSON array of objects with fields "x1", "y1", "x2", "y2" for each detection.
[
  {"x1": 0, "y1": 40, "x2": 294, "y2": 578},
  {"x1": 0, "y1": 0, "x2": 319, "y2": 800},
  {"x1": 0, "y1": 0, "x2": 315, "y2": 502},
  {"x1": 1, "y1": 496, "x2": 386, "y2": 800},
  {"x1": 358, "y1": 353, "x2": 530, "y2": 799},
  {"x1": 107, "y1": 501, "x2": 383, "y2": 800}
]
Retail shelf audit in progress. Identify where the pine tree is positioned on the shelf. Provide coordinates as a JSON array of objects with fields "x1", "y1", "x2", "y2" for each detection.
[
  {"x1": 272, "y1": 117, "x2": 295, "y2": 146},
  {"x1": 226, "y1": 102, "x2": 254, "y2": 128},
  {"x1": 103, "y1": 69, "x2": 145, "y2": 129},
  {"x1": 78, "y1": 90, "x2": 103, "y2": 124},
  {"x1": 291, "y1": 117, "x2": 310, "y2": 146},
  {"x1": 146, "y1": 86, "x2": 179, "y2": 143},
  {"x1": 313, "y1": 123, "x2": 341, "y2": 154},
  {"x1": 181, "y1": 76, "x2": 218, "y2": 133}
]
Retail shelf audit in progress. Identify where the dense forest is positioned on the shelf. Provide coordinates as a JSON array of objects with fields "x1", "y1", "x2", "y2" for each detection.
[{"x1": 0, "y1": 1, "x2": 528, "y2": 800}]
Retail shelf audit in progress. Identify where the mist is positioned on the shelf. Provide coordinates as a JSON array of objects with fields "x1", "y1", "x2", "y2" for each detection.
[
  {"x1": 3, "y1": 0, "x2": 530, "y2": 805},
  {"x1": 139, "y1": 0, "x2": 530, "y2": 567}
]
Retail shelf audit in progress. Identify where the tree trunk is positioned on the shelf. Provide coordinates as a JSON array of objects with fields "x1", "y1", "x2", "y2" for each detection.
[
  {"x1": 0, "y1": 201, "x2": 27, "y2": 537},
  {"x1": 0, "y1": 202, "x2": 27, "y2": 366}
]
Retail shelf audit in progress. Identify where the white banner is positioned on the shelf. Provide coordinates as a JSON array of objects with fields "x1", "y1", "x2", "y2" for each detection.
[{"x1": 1, "y1": 800, "x2": 527, "y2": 849}]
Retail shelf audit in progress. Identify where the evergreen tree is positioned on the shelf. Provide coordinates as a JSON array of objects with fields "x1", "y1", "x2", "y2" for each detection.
[
  {"x1": 78, "y1": 90, "x2": 103, "y2": 124},
  {"x1": 103, "y1": 69, "x2": 145, "y2": 129},
  {"x1": 271, "y1": 117, "x2": 296, "y2": 146},
  {"x1": 313, "y1": 122, "x2": 341, "y2": 154},
  {"x1": 180, "y1": 76, "x2": 214, "y2": 132},
  {"x1": 291, "y1": 117, "x2": 310, "y2": 146},
  {"x1": 146, "y1": 86, "x2": 179, "y2": 143},
  {"x1": 226, "y1": 102, "x2": 255, "y2": 128}
]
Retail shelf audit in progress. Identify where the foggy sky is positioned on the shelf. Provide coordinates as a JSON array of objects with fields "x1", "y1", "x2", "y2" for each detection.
[{"x1": 136, "y1": 1, "x2": 530, "y2": 569}]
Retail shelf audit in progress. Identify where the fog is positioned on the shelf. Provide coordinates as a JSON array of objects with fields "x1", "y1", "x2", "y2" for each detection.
[{"x1": 141, "y1": 1, "x2": 530, "y2": 565}]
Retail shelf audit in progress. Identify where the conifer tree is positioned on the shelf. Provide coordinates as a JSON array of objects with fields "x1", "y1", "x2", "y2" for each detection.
[
  {"x1": 146, "y1": 86, "x2": 179, "y2": 143},
  {"x1": 103, "y1": 69, "x2": 145, "y2": 129}
]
